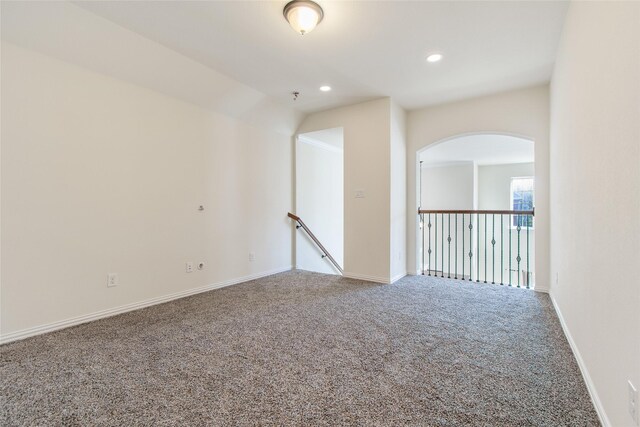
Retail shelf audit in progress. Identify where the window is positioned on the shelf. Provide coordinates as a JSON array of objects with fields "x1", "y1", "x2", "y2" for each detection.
[{"x1": 510, "y1": 177, "x2": 534, "y2": 228}]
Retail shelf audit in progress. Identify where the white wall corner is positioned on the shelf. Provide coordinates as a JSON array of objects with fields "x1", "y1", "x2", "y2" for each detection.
[
  {"x1": 297, "y1": 134, "x2": 343, "y2": 153},
  {"x1": 390, "y1": 272, "x2": 407, "y2": 284}
]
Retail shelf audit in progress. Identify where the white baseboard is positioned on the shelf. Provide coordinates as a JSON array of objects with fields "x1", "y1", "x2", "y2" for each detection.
[
  {"x1": 550, "y1": 293, "x2": 610, "y2": 427},
  {"x1": 343, "y1": 272, "x2": 390, "y2": 284},
  {"x1": 0, "y1": 266, "x2": 293, "y2": 345},
  {"x1": 390, "y1": 272, "x2": 407, "y2": 284}
]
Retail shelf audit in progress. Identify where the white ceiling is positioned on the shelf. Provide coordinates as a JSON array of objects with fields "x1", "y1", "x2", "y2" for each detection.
[
  {"x1": 73, "y1": 0, "x2": 568, "y2": 113},
  {"x1": 419, "y1": 134, "x2": 534, "y2": 166},
  {"x1": 1, "y1": 1, "x2": 304, "y2": 134}
]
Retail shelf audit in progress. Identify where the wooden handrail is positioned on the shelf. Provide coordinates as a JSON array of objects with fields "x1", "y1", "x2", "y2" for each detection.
[
  {"x1": 419, "y1": 209, "x2": 534, "y2": 216},
  {"x1": 288, "y1": 212, "x2": 343, "y2": 275}
]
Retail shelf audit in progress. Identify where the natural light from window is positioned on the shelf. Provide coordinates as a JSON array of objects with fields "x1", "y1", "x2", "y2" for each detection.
[{"x1": 511, "y1": 177, "x2": 534, "y2": 228}]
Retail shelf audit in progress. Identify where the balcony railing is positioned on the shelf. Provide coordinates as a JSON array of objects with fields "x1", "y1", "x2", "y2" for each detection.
[{"x1": 418, "y1": 209, "x2": 535, "y2": 289}]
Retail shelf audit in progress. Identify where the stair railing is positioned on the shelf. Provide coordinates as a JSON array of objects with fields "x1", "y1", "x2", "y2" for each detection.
[{"x1": 288, "y1": 212, "x2": 343, "y2": 275}]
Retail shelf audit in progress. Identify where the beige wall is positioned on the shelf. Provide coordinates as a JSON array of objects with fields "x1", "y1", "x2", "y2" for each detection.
[
  {"x1": 478, "y1": 163, "x2": 534, "y2": 210},
  {"x1": 0, "y1": 1, "x2": 302, "y2": 135},
  {"x1": 407, "y1": 86, "x2": 550, "y2": 288},
  {"x1": 297, "y1": 99, "x2": 392, "y2": 283},
  {"x1": 1, "y1": 42, "x2": 297, "y2": 340},
  {"x1": 421, "y1": 163, "x2": 475, "y2": 210},
  {"x1": 419, "y1": 164, "x2": 475, "y2": 279},
  {"x1": 550, "y1": 2, "x2": 640, "y2": 426}
]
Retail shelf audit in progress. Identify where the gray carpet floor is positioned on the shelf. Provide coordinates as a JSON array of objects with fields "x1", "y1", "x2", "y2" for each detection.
[{"x1": 1, "y1": 270, "x2": 599, "y2": 426}]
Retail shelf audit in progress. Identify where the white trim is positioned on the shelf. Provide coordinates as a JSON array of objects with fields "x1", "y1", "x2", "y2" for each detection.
[
  {"x1": 0, "y1": 266, "x2": 293, "y2": 345},
  {"x1": 297, "y1": 135, "x2": 343, "y2": 154},
  {"x1": 421, "y1": 160, "x2": 474, "y2": 169},
  {"x1": 390, "y1": 272, "x2": 407, "y2": 283},
  {"x1": 343, "y1": 272, "x2": 390, "y2": 284},
  {"x1": 415, "y1": 131, "x2": 535, "y2": 156},
  {"x1": 550, "y1": 293, "x2": 610, "y2": 427}
]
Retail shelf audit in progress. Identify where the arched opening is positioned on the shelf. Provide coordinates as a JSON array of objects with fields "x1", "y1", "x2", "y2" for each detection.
[{"x1": 416, "y1": 133, "x2": 536, "y2": 288}]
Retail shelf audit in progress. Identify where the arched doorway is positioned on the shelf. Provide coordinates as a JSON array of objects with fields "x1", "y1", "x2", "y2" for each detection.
[{"x1": 416, "y1": 133, "x2": 536, "y2": 288}]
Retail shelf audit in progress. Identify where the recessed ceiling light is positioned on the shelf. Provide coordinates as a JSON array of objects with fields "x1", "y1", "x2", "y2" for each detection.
[
  {"x1": 426, "y1": 53, "x2": 443, "y2": 63},
  {"x1": 319, "y1": 85, "x2": 331, "y2": 92}
]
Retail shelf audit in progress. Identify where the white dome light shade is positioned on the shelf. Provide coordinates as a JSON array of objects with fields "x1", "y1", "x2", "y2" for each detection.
[
  {"x1": 319, "y1": 85, "x2": 331, "y2": 92},
  {"x1": 426, "y1": 53, "x2": 443, "y2": 63},
  {"x1": 283, "y1": 0, "x2": 324, "y2": 35}
]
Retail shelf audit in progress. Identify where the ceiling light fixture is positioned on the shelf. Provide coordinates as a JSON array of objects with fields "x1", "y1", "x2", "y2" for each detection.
[
  {"x1": 283, "y1": 0, "x2": 324, "y2": 35},
  {"x1": 426, "y1": 53, "x2": 443, "y2": 63},
  {"x1": 319, "y1": 85, "x2": 331, "y2": 92}
]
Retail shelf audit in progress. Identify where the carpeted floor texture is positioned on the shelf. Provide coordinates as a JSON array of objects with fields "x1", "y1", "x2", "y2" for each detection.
[{"x1": 1, "y1": 270, "x2": 599, "y2": 426}]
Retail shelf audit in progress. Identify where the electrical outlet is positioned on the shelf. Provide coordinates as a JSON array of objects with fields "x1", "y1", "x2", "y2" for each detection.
[
  {"x1": 185, "y1": 262, "x2": 194, "y2": 273},
  {"x1": 629, "y1": 380, "x2": 638, "y2": 425},
  {"x1": 249, "y1": 253, "x2": 255, "y2": 262},
  {"x1": 107, "y1": 273, "x2": 118, "y2": 287}
]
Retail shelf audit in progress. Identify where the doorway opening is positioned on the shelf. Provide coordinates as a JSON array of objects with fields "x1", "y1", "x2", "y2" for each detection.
[
  {"x1": 417, "y1": 133, "x2": 536, "y2": 288},
  {"x1": 295, "y1": 127, "x2": 344, "y2": 275}
]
